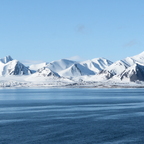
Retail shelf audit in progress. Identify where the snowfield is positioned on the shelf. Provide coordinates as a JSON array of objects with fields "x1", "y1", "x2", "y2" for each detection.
[{"x1": 1, "y1": 52, "x2": 144, "y2": 88}]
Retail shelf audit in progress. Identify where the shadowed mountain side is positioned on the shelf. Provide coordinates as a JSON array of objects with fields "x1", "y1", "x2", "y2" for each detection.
[{"x1": 119, "y1": 63, "x2": 144, "y2": 82}]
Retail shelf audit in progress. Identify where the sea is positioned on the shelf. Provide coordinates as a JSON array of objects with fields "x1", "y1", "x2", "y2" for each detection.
[{"x1": 0, "y1": 88, "x2": 144, "y2": 144}]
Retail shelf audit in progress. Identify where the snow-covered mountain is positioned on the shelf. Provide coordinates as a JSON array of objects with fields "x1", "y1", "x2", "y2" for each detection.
[
  {"x1": 30, "y1": 59, "x2": 96, "y2": 78},
  {"x1": 2, "y1": 52, "x2": 144, "y2": 87},
  {"x1": 33, "y1": 67, "x2": 60, "y2": 78},
  {"x1": 122, "y1": 51, "x2": 144, "y2": 66},
  {"x1": 94, "y1": 51, "x2": 144, "y2": 82},
  {"x1": 0, "y1": 56, "x2": 32, "y2": 76},
  {"x1": 30, "y1": 58, "x2": 112, "y2": 78},
  {"x1": 25, "y1": 67, "x2": 73, "y2": 85},
  {"x1": 96, "y1": 60, "x2": 129, "y2": 80},
  {"x1": 29, "y1": 62, "x2": 48, "y2": 72},
  {"x1": 131, "y1": 51, "x2": 144, "y2": 64},
  {"x1": 59, "y1": 63, "x2": 95, "y2": 77},
  {"x1": 121, "y1": 57, "x2": 136, "y2": 66},
  {"x1": 45, "y1": 59, "x2": 76, "y2": 73},
  {"x1": 117, "y1": 63, "x2": 144, "y2": 82},
  {"x1": 81, "y1": 58, "x2": 113, "y2": 73},
  {"x1": 0, "y1": 55, "x2": 13, "y2": 64},
  {"x1": 104, "y1": 60, "x2": 129, "y2": 75}
]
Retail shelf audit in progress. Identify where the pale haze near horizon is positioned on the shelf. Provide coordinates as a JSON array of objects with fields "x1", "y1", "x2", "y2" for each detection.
[{"x1": 0, "y1": 0, "x2": 144, "y2": 65}]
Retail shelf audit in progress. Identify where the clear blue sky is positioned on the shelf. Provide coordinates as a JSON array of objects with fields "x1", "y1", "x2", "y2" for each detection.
[{"x1": 0, "y1": 0, "x2": 144, "y2": 65}]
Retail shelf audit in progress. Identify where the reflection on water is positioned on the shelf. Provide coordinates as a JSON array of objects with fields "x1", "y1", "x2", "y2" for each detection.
[{"x1": 0, "y1": 88, "x2": 144, "y2": 144}]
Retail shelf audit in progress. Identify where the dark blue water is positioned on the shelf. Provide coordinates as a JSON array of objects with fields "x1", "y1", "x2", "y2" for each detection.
[{"x1": 0, "y1": 88, "x2": 144, "y2": 144}]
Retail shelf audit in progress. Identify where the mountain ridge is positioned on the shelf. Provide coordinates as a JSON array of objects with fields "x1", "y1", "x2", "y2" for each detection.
[{"x1": 1, "y1": 51, "x2": 144, "y2": 86}]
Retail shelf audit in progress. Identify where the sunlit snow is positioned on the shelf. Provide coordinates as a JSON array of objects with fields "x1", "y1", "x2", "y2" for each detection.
[{"x1": 1, "y1": 52, "x2": 144, "y2": 87}]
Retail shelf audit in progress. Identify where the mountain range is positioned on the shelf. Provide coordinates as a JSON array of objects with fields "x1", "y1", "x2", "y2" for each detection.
[{"x1": 1, "y1": 51, "x2": 144, "y2": 87}]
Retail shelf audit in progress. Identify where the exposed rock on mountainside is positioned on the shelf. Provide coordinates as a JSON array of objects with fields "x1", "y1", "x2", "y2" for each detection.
[
  {"x1": 118, "y1": 63, "x2": 144, "y2": 82},
  {"x1": 96, "y1": 60, "x2": 129, "y2": 80},
  {"x1": 0, "y1": 56, "x2": 32, "y2": 76},
  {"x1": 1, "y1": 52, "x2": 144, "y2": 87},
  {"x1": 35, "y1": 67, "x2": 60, "y2": 78}
]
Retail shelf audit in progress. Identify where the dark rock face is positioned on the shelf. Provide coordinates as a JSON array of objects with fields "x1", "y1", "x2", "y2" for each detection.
[
  {"x1": 12, "y1": 62, "x2": 32, "y2": 75},
  {"x1": 120, "y1": 64, "x2": 144, "y2": 82},
  {"x1": 47, "y1": 71, "x2": 60, "y2": 77},
  {"x1": 10, "y1": 61, "x2": 32, "y2": 75},
  {"x1": 1, "y1": 60, "x2": 32, "y2": 76},
  {"x1": 98, "y1": 70, "x2": 114, "y2": 79},
  {"x1": 37, "y1": 67, "x2": 60, "y2": 78}
]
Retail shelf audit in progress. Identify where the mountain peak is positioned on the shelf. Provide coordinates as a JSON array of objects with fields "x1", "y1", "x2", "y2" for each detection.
[
  {"x1": 0, "y1": 55, "x2": 13, "y2": 64},
  {"x1": 137, "y1": 51, "x2": 144, "y2": 56},
  {"x1": 46, "y1": 58, "x2": 76, "y2": 73},
  {"x1": 129, "y1": 51, "x2": 144, "y2": 65},
  {"x1": 36, "y1": 67, "x2": 60, "y2": 78},
  {"x1": 81, "y1": 57, "x2": 113, "y2": 74},
  {"x1": 132, "y1": 51, "x2": 144, "y2": 59}
]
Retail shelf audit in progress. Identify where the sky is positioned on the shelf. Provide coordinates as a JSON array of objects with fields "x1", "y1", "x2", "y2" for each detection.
[{"x1": 0, "y1": 0, "x2": 144, "y2": 65}]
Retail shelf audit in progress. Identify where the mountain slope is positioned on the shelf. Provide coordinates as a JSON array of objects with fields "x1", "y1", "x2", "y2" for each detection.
[
  {"x1": 31, "y1": 67, "x2": 60, "y2": 78},
  {"x1": 118, "y1": 63, "x2": 144, "y2": 82},
  {"x1": 121, "y1": 51, "x2": 144, "y2": 66},
  {"x1": 59, "y1": 63, "x2": 95, "y2": 77},
  {"x1": 81, "y1": 58, "x2": 113, "y2": 73},
  {"x1": 3, "y1": 60, "x2": 32, "y2": 76},
  {"x1": 0, "y1": 55, "x2": 13, "y2": 64},
  {"x1": 131, "y1": 51, "x2": 144, "y2": 64},
  {"x1": 96, "y1": 52, "x2": 144, "y2": 81},
  {"x1": 96, "y1": 60, "x2": 129, "y2": 80},
  {"x1": 29, "y1": 62, "x2": 48, "y2": 72},
  {"x1": 45, "y1": 59, "x2": 76, "y2": 73},
  {"x1": 0, "y1": 56, "x2": 32, "y2": 76}
]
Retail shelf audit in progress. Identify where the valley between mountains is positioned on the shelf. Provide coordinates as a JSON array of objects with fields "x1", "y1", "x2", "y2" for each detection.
[{"x1": 1, "y1": 52, "x2": 144, "y2": 88}]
